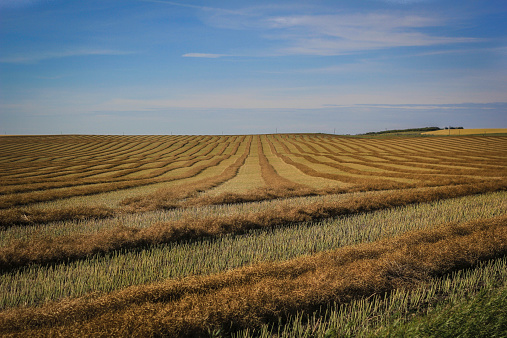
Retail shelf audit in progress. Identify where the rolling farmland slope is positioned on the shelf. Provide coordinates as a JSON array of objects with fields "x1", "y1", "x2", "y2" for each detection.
[
  {"x1": 422, "y1": 128, "x2": 507, "y2": 136},
  {"x1": 0, "y1": 133, "x2": 506, "y2": 337}
]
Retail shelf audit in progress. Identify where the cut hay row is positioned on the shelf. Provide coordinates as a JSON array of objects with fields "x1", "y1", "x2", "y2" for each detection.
[
  {"x1": 294, "y1": 135, "x2": 507, "y2": 168},
  {"x1": 0, "y1": 140, "x2": 241, "y2": 209},
  {"x1": 1, "y1": 134, "x2": 505, "y2": 210},
  {"x1": 329, "y1": 135, "x2": 507, "y2": 154},
  {"x1": 0, "y1": 133, "x2": 505, "y2": 337},
  {"x1": 327, "y1": 153, "x2": 506, "y2": 179},
  {"x1": 0, "y1": 137, "x2": 246, "y2": 205},
  {"x1": 257, "y1": 135, "x2": 300, "y2": 188},
  {"x1": 2, "y1": 191, "x2": 504, "y2": 310},
  {"x1": 269, "y1": 136, "x2": 410, "y2": 185},
  {"x1": 235, "y1": 256, "x2": 507, "y2": 337},
  {"x1": 0, "y1": 136, "x2": 205, "y2": 179},
  {"x1": 272, "y1": 135, "x2": 506, "y2": 184},
  {"x1": 204, "y1": 137, "x2": 265, "y2": 195},
  {"x1": 1, "y1": 181, "x2": 505, "y2": 271},
  {"x1": 2, "y1": 135, "x2": 505, "y2": 186},
  {"x1": 1, "y1": 215, "x2": 505, "y2": 336},
  {"x1": 118, "y1": 136, "x2": 252, "y2": 212},
  {"x1": 262, "y1": 136, "x2": 340, "y2": 189},
  {"x1": 2, "y1": 137, "x2": 236, "y2": 183}
]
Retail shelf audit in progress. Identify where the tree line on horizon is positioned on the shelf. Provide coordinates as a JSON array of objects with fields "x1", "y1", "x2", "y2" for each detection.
[{"x1": 364, "y1": 126, "x2": 464, "y2": 135}]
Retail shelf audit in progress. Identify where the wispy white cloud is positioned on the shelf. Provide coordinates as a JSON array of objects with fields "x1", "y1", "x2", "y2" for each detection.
[
  {"x1": 0, "y1": 48, "x2": 134, "y2": 64},
  {"x1": 177, "y1": 3, "x2": 477, "y2": 57},
  {"x1": 263, "y1": 13, "x2": 477, "y2": 56}
]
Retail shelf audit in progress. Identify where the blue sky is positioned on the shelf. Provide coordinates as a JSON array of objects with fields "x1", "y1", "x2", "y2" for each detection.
[{"x1": 1, "y1": 0, "x2": 506, "y2": 135}]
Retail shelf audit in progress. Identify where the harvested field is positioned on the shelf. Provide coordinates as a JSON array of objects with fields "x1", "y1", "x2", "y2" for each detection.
[
  {"x1": 0, "y1": 133, "x2": 506, "y2": 337},
  {"x1": 422, "y1": 128, "x2": 507, "y2": 136}
]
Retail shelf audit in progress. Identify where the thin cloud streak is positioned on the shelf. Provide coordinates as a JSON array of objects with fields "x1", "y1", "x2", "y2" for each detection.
[
  {"x1": 174, "y1": 4, "x2": 479, "y2": 57},
  {"x1": 265, "y1": 13, "x2": 478, "y2": 56},
  {"x1": 185, "y1": 9, "x2": 479, "y2": 57}
]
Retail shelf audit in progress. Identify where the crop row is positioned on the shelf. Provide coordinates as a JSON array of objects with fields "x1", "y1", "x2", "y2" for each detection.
[
  {"x1": 1, "y1": 135, "x2": 505, "y2": 210},
  {"x1": 1, "y1": 214, "x2": 505, "y2": 336},
  {"x1": 234, "y1": 256, "x2": 507, "y2": 337},
  {"x1": 1, "y1": 190, "x2": 505, "y2": 310},
  {"x1": 1, "y1": 181, "x2": 505, "y2": 271},
  {"x1": 0, "y1": 137, "x2": 248, "y2": 208}
]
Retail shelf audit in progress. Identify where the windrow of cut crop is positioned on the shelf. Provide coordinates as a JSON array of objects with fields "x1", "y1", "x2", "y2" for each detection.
[
  {"x1": 0, "y1": 137, "x2": 227, "y2": 194},
  {"x1": 0, "y1": 206, "x2": 115, "y2": 228},
  {"x1": 0, "y1": 138, "x2": 242, "y2": 209},
  {"x1": 0, "y1": 135, "x2": 191, "y2": 164},
  {"x1": 0, "y1": 137, "x2": 170, "y2": 181},
  {"x1": 328, "y1": 135, "x2": 507, "y2": 155},
  {"x1": 119, "y1": 136, "x2": 252, "y2": 212},
  {"x1": 2, "y1": 191, "x2": 505, "y2": 310},
  {"x1": 179, "y1": 135, "x2": 429, "y2": 208},
  {"x1": 0, "y1": 138, "x2": 248, "y2": 225},
  {"x1": 269, "y1": 135, "x2": 410, "y2": 186},
  {"x1": 94, "y1": 139, "x2": 221, "y2": 180},
  {"x1": 309, "y1": 134, "x2": 507, "y2": 164},
  {"x1": 0, "y1": 177, "x2": 477, "y2": 227},
  {"x1": 256, "y1": 135, "x2": 302, "y2": 189},
  {"x1": 321, "y1": 151, "x2": 507, "y2": 181},
  {"x1": 0, "y1": 215, "x2": 505, "y2": 337},
  {"x1": 2, "y1": 135, "x2": 504, "y2": 198},
  {"x1": 280, "y1": 135, "x2": 490, "y2": 182},
  {"x1": 0, "y1": 135, "x2": 214, "y2": 186},
  {"x1": 1, "y1": 181, "x2": 505, "y2": 271},
  {"x1": 1, "y1": 134, "x2": 505, "y2": 211},
  {"x1": 269, "y1": 135, "x2": 502, "y2": 187}
]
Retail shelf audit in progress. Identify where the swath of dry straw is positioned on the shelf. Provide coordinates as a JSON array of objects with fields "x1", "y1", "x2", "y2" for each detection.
[{"x1": 0, "y1": 215, "x2": 505, "y2": 336}]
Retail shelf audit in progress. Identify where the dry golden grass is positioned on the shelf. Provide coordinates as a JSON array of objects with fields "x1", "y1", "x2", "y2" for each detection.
[
  {"x1": 118, "y1": 137, "x2": 251, "y2": 212},
  {"x1": 0, "y1": 214, "x2": 505, "y2": 337},
  {"x1": 0, "y1": 206, "x2": 114, "y2": 228},
  {"x1": 1, "y1": 134, "x2": 505, "y2": 211},
  {"x1": 1, "y1": 181, "x2": 505, "y2": 271},
  {"x1": 257, "y1": 135, "x2": 300, "y2": 188},
  {"x1": 205, "y1": 141, "x2": 264, "y2": 195},
  {"x1": 0, "y1": 134, "x2": 504, "y2": 228},
  {"x1": 0, "y1": 138, "x2": 244, "y2": 208},
  {"x1": 0, "y1": 133, "x2": 506, "y2": 336},
  {"x1": 422, "y1": 128, "x2": 507, "y2": 135}
]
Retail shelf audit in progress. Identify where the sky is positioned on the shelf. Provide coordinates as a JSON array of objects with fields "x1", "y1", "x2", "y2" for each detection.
[{"x1": 1, "y1": 0, "x2": 506, "y2": 135}]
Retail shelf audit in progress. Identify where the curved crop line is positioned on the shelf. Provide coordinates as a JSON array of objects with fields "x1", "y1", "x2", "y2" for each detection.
[
  {"x1": 119, "y1": 136, "x2": 251, "y2": 212},
  {"x1": 0, "y1": 215, "x2": 505, "y2": 336},
  {"x1": 270, "y1": 136, "x2": 504, "y2": 185},
  {"x1": 0, "y1": 181, "x2": 505, "y2": 271},
  {"x1": 0, "y1": 140, "x2": 239, "y2": 208},
  {"x1": 268, "y1": 136, "x2": 389, "y2": 185},
  {"x1": 257, "y1": 135, "x2": 301, "y2": 188},
  {"x1": 1, "y1": 135, "x2": 505, "y2": 209}
]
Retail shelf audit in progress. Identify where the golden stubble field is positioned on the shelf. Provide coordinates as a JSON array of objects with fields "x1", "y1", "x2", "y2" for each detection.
[{"x1": 0, "y1": 133, "x2": 506, "y2": 337}]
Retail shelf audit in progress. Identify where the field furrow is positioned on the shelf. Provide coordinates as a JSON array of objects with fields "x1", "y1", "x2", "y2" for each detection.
[
  {"x1": 1, "y1": 214, "x2": 505, "y2": 336},
  {"x1": 1, "y1": 133, "x2": 506, "y2": 337}
]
